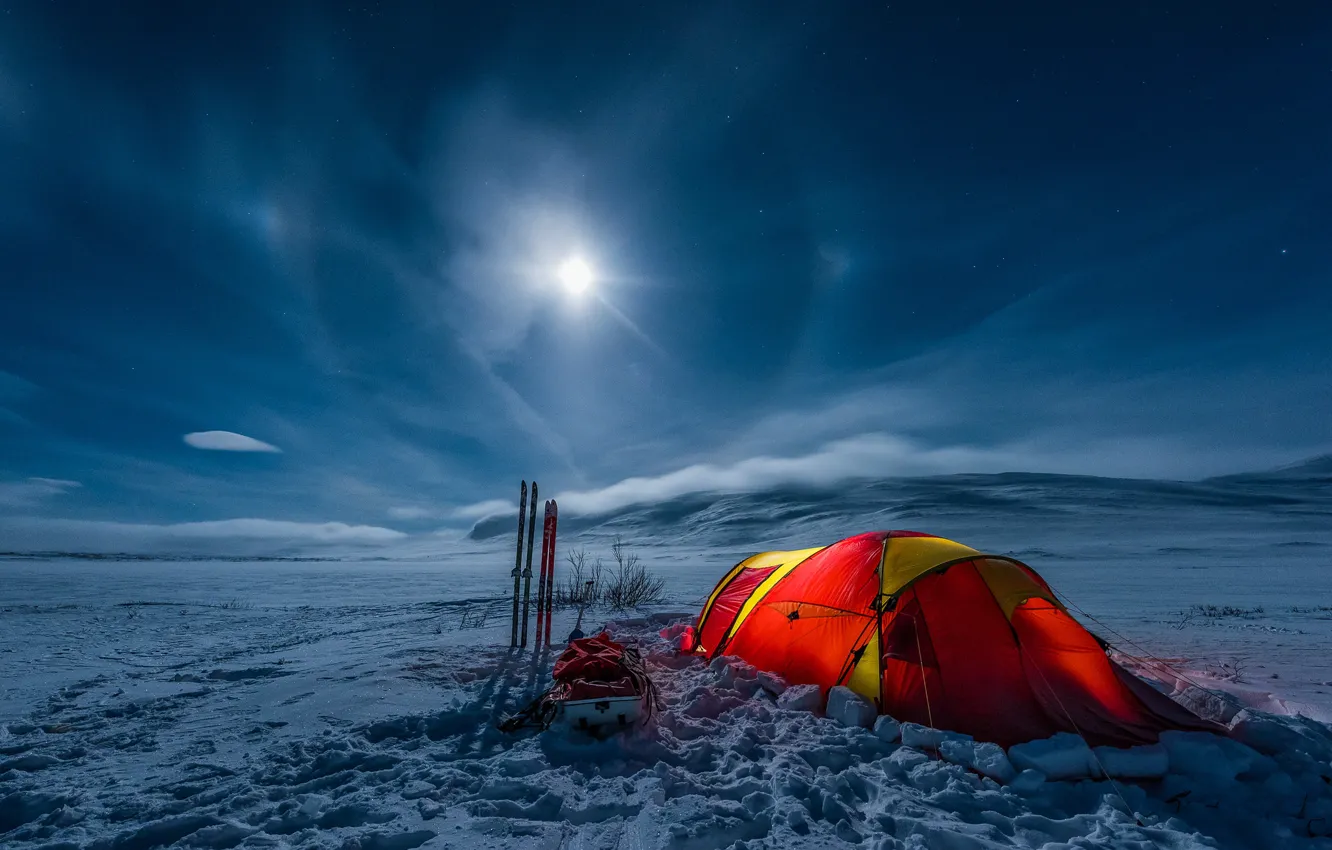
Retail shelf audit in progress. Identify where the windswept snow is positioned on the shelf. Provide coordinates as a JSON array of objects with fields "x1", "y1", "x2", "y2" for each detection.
[
  {"x1": 4, "y1": 471, "x2": 1332, "y2": 850},
  {"x1": 2, "y1": 571, "x2": 1331, "y2": 849}
]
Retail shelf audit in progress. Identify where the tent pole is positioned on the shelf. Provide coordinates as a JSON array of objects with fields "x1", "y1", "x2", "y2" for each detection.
[{"x1": 875, "y1": 537, "x2": 888, "y2": 713}]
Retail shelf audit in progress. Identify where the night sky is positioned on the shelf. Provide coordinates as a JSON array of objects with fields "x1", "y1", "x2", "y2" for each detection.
[{"x1": 2, "y1": 3, "x2": 1330, "y2": 547}]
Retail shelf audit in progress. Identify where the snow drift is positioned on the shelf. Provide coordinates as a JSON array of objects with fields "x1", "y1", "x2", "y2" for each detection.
[{"x1": 2, "y1": 599, "x2": 1330, "y2": 849}]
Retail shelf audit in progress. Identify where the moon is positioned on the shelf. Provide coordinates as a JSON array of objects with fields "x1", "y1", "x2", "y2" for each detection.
[{"x1": 558, "y1": 256, "x2": 594, "y2": 295}]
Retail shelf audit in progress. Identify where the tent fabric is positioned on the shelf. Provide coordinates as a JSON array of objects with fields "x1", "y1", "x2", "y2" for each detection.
[
  {"x1": 693, "y1": 530, "x2": 1224, "y2": 747},
  {"x1": 697, "y1": 563, "x2": 780, "y2": 653}
]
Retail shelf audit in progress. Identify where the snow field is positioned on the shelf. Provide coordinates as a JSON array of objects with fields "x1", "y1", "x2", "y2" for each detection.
[{"x1": 2, "y1": 599, "x2": 1331, "y2": 849}]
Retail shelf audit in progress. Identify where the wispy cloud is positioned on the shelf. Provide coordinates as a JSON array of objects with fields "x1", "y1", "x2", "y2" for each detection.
[
  {"x1": 162, "y1": 518, "x2": 403, "y2": 542},
  {"x1": 0, "y1": 476, "x2": 80, "y2": 509},
  {"x1": 544, "y1": 433, "x2": 1022, "y2": 516},
  {"x1": 450, "y1": 498, "x2": 514, "y2": 521},
  {"x1": 461, "y1": 347, "x2": 578, "y2": 473},
  {"x1": 27, "y1": 477, "x2": 81, "y2": 488},
  {"x1": 387, "y1": 506, "x2": 434, "y2": 520},
  {"x1": 0, "y1": 516, "x2": 405, "y2": 554},
  {"x1": 433, "y1": 89, "x2": 587, "y2": 360},
  {"x1": 389, "y1": 499, "x2": 515, "y2": 522},
  {"x1": 183, "y1": 431, "x2": 282, "y2": 453},
  {"x1": 466, "y1": 427, "x2": 1313, "y2": 519}
]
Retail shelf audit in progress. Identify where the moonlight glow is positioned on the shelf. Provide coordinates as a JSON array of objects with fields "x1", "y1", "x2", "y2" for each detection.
[{"x1": 558, "y1": 256, "x2": 594, "y2": 295}]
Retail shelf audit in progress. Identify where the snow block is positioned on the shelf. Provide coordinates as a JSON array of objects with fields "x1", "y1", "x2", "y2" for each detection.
[
  {"x1": 658, "y1": 622, "x2": 692, "y2": 641},
  {"x1": 1173, "y1": 686, "x2": 1243, "y2": 724},
  {"x1": 1092, "y1": 743, "x2": 1168, "y2": 779},
  {"x1": 719, "y1": 661, "x2": 757, "y2": 688},
  {"x1": 1159, "y1": 730, "x2": 1264, "y2": 784},
  {"x1": 649, "y1": 612, "x2": 696, "y2": 626},
  {"x1": 887, "y1": 746, "x2": 931, "y2": 775},
  {"x1": 936, "y1": 738, "x2": 1017, "y2": 784},
  {"x1": 826, "y1": 687, "x2": 876, "y2": 728},
  {"x1": 1230, "y1": 709, "x2": 1332, "y2": 759},
  {"x1": 1008, "y1": 733, "x2": 1097, "y2": 781},
  {"x1": 708, "y1": 655, "x2": 735, "y2": 674},
  {"x1": 756, "y1": 671, "x2": 787, "y2": 697},
  {"x1": 776, "y1": 684, "x2": 823, "y2": 712},
  {"x1": 1262, "y1": 772, "x2": 1306, "y2": 817},
  {"x1": 900, "y1": 723, "x2": 970, "y2": 751},
  {"x1": 658, "y1": 623, "x2": 697, "y2": 652},
  {"x1": 900, "y1": 723, "x2": 943, "y2": 750},
  {"x1": 1009, "y1": 768, "x2": 1047, "y2": 794},
  {"x1": 971, "y1": 742, "x2": 1018, "y2": 784},
  {"x1": 938, "y1": 739, "x2": 975, "y2": 768},
  {"x1": 873, "y1": 715, "x2": 901, "y2": 743}
]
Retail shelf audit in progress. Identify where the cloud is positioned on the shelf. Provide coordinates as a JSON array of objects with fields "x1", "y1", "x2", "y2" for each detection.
[
  {"x1": 389, "y1": 499, "x2": 515, "y2": 522},
  {"x1": 544, "y1": 433, "x2": 1021, "y2": 516},
  {"x1": 456, "y1": 434, "x2": 1012, "y2": 520},
  {"x1": 0, "y1": 516, "x2": 406, "y2": 554},
  {"x1": 484, "y1": 428, "x2": 1307, "y2": 519},
  {"x1": 450, "y1": 499, "x2": 515, "y2": 521},
  {"x1": 27, "y1": 477, "x2": 81, "y2": 488},
  {"x1": 432, "y1": 89, "x2": 588, "y2": 360},
  {"x1": 723, "y1": 384, "x2": 945, "y2": 460},
  {"x1": 161, "y1": 518, "x2": 404, "y2": 542},
  {"x1": 387, "y1": 506, "x2": 434, "y2": 520},
  {"x1": 183, "y1": 431, "x2": 282, "y2": 453},
  {"x1": 0, "y1": 476, "x2": 81, "y2": 509}
]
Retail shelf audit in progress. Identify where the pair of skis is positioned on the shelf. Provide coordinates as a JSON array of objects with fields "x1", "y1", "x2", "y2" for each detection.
[
  {"x1": 510, "y1": 480, "x2": 558, "y2": 648},
  {"x1": 535, "y1": 496, "x2": 558, "y2": 645}
]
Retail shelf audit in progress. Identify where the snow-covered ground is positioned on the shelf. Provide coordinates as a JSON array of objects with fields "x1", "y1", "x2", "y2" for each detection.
[
  {"x1": 3, "y1": 553, "x2": 1332, "y2": 849},
  {"x1": 4, "y1": 464, "x2": 1332, "y2": 847}
]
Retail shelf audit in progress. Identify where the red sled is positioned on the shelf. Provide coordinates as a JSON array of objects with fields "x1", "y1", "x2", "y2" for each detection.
[
  {"x1": 548, "y1": 632, "x2": 651, "y2": 731},
  {"x1": 500, "y1": 632, "x2": 658, "y2": 734}
]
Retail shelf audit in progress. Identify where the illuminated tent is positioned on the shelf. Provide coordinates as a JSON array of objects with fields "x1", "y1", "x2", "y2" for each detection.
[{"x1": 691, "y1": 531, "x2": 1222, "y2": 747}]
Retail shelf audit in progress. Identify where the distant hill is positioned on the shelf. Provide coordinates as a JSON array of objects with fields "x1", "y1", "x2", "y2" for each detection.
[
  {"x1": 0, "y1": 551, "x2": 340, "y2": 562},
  {"x1": 467, "y1": 465, "x2": 1332, "y2": 543},
  {"x1": 1206, "y1": 454, "x2": 1332, "y2": 483}
]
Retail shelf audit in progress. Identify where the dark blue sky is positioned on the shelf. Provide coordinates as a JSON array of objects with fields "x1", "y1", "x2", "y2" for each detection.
[{"x1": 2, "y1": 3, "x2": 1330, "y2": 548}]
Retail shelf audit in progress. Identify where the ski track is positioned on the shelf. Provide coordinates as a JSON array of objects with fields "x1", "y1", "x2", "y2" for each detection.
[{"x1": 3, "y1": 600, "x2": 1332, "y2": 849}]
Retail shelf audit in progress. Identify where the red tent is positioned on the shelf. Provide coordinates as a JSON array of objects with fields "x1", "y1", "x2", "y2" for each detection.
[{"x1": 692, "y1": 531, "x2": 1223, "y2": 747}]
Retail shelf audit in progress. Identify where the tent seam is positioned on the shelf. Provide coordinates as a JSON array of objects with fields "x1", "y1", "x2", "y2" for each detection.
[
  {"x1": 697, "y1": 561, "x2": 755, "y2": 653},
  {"x1": 714, "y1": 547, "x2": 825, "y2": 656},
  {"x1": 698, "y1": 557, "x2": 753, "y2": 632},
  {"x1": 875, "y1": 536, "x2": 888, "y2": 711}
]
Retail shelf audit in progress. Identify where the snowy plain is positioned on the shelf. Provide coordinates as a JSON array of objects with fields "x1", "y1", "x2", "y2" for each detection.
[{"x1": 3, "y1": 465, "x2": 1332, "y2": 848}]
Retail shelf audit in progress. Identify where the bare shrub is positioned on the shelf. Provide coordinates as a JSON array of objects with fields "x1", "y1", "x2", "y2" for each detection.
[
  {"x1": 555, "y1": 548, "x2": 604, "y2": 607},
  {"x1": 455, "y1": 596, "x2": 508, "y2": 631},
  {"x1": 460, "y1": 606, "x2": 490, "y2": 630},
  {"x1": 1209, "y1": 658, "x2": 1248, "y2": 683},
  {"x1": 1174, "y1": 604, "x2": 1266, "y2": 627},
  {"x1": 603, "y1": 537, "x2": 666, "y2": 610},
  {"x1": 1191, "y1": 604, "x2": 1264, "y2": 619}
]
